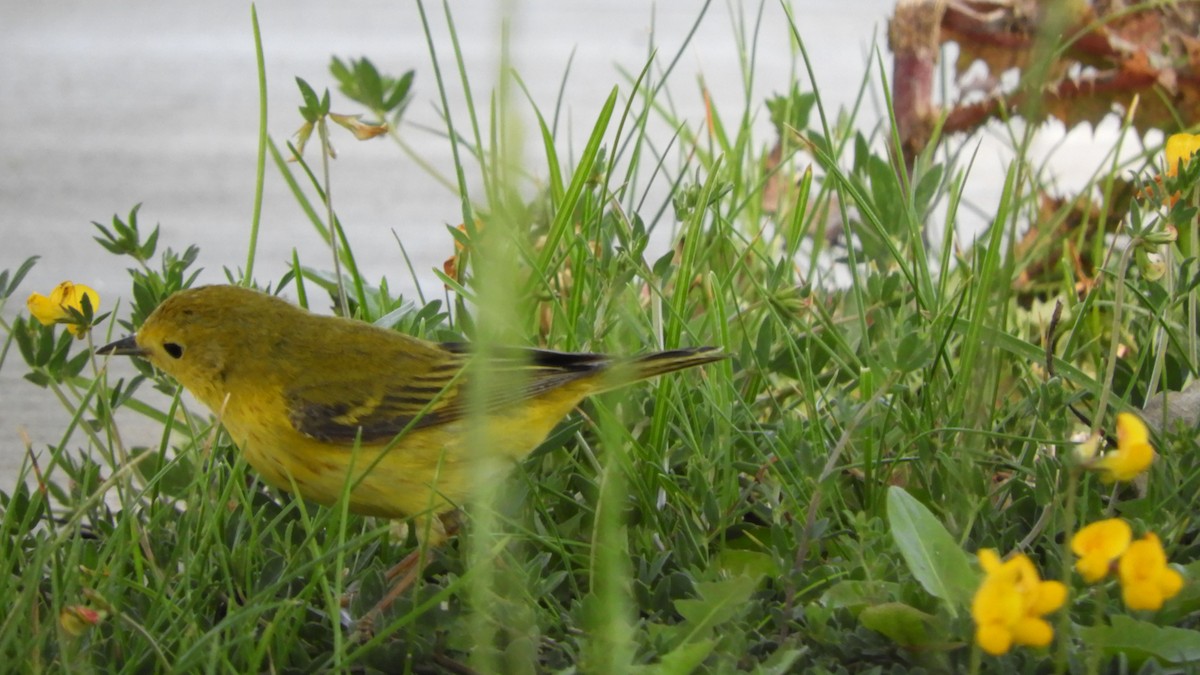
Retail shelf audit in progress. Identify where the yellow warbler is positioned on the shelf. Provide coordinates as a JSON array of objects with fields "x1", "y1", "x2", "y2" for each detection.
[{"x1": 98, "y1": 285, "x2": 724, "y2": 534}]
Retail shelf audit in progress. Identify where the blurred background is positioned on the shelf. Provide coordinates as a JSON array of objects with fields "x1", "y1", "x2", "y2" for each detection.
[
  {"x1": 2, "y1": 1, "x2": 902, "y2": 298},
  {"x1": 0, "y1": 0, "x2": 1127, "y2": 485},
  {"x1": 0, "y1": 0, "x2": 900, "y2": 482}
]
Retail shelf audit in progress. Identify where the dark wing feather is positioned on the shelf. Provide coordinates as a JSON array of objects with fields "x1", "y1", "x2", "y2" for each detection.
[{"x1": 286, "y1": 345, "x2": 610, "y2": 444}]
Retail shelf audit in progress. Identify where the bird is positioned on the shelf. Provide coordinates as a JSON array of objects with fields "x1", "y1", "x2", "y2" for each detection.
[{"x1": 97, "y1": 284, "x2": 725, "y2": 626}]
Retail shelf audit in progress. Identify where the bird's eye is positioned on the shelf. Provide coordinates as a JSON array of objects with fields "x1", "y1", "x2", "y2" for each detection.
[{"x1": 163, "y1": 342, "x2": 184, "y2": 359}]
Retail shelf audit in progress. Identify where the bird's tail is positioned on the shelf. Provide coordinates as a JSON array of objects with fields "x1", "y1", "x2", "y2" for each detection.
[{"x1": 598, "y1": 346, "x2": 727, "y2": 392}]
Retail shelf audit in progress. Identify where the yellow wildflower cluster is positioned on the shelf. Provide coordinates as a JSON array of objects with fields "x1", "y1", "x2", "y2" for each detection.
[
  {"x1": 1073, "y1": 519, "x2": 1184, "y2": 611},
  {"x1": 972, "y1": 411, "x2": 1181, "y2": 655},
  {"x1": 971, "y1": 550, "x2": 1067, "y2": 656}
]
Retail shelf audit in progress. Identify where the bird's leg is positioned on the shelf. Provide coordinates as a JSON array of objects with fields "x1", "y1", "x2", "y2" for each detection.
[
  {"x1": 352, "y1": 545, "x2": 436, "y2": 640},
  {"x1": 383, "y1": 549, "x2": 424, "y2": 583},
  {"x1": 352, "y1": 510, "x2": 462, "y2": 640}
]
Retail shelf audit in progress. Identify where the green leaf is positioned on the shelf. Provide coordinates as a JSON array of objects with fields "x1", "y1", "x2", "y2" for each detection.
[
  {"x1": 35, "y1": 320, "x2": 55, "y2": 366},
  {"x1": 329, "y1": 56, "x2": 352, "y2": 85},
  {"x1": 296, "y1": 77, "x2": 318, "y2": 107},
  {"x1": 913, "y1": 162, "x2": 944, "y2": 215},
  {"x1": 886, "y1": 486, "x2": 978, "y2": 614},
  {"x1": 858, "y1": 602, "x2": 934, "y2": 647},
  {"x1": 1, "y1": 482, "x2": 39, "y2": 534},
  {"x1": 1079, "y1": 614, "x2": 1200, "y2": 665},
  {"x1": 47, "y1": 329, "x2": 75, "y2": 375},
  {"x1": 385, "y1": 70, "x2": 414, "y2": 113},
  {"x1": 141, "y1": 225, "x2": 160, "y2": 259},
  {"x1": 447, "y1": 222, "x2": 471, "y2": 247},
  {"x1": 295, "y1": 77, "x2": 323, "y2": 121},
  {"x1": 356, "y1": 58, "x2": 383, "y2": 107},
  {"x1": 23, "y1": 371, "x2": 50, "y2": 388},
  {"x1": 866, "y1": 155, "x2": 904, "y2": 238},
  {"x1": 668, "y1": 575, "x2": 758, "y2": 649},
  {"x1": 713, "y1": 549, "x2": 779, "y2": 581},
  {"x1": 753, "y1": 640, "x2": 806, "y2": 675},
  {"x1": 765, "y1": 82, "x2": 815, "y2": 134},
  {"x1": 894, "y1": 331, "x2": 933, "y2": 372},
  {"x1": 820, "y1": 580, "x2": 901, "y2": 613},
  {"x1": 754, "y1": 319, "x2": 776, "y2": 369},
  {"x1": 93, "y1": 204, "x2": 156, "y2": 262},
  {"x1": 64, "y1": 348, "x2": 90, "y2": 379},
  {"x1": 0, "y1": 256, "x2": 38, "y2": 299},
  {"x1": 131, "y1": 447, "x2": 196, "y2": 498},
  {"x1": 641, "y1": 639, "x2": 714, "y2": 675},
  {"x1": 12, "y1": 317, "x2": 36, "y2": 365}
]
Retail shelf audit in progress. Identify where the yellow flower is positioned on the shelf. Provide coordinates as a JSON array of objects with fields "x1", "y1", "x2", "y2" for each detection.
[
  {"x1": 1093, "y1": 413, "x2": 1155, "y2": 482},
  {"x1": 59, "y1": 605, "x2": 106, "y2": 637},
  {"x1": 1141, "y1": 133, "x2": 1200, "y2": 206},
  {"x1": 330, "y1": 113, "x2": 388, "y2": 140},
  {"x1": 1118, "y1": 533, "x2": 1184, "y2": 611},
  {"x1": 972, "y1": 549, "x2": 1067, "y2": 656},
  {"x1": 1166, "y1": 133, "x2": 1200, "y2": 177},
  {"x1": 1072, "y1": 518, "x2": 1132, "y2": 583},
  {"x1": 1073, "y1": 431, "x2": 1102, "y2": 463},
  {"x1": 27, "y1": 281, "x2": 100, "y2": 338}
]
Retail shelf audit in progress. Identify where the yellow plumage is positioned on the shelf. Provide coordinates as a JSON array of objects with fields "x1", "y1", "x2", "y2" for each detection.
[{"x1": 99, "y1": 285, "x2": 724, "y2": 529}]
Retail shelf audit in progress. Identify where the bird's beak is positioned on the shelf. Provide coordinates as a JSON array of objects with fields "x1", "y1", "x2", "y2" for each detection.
[{"x1": 96, "y1": 335, "x2": 145, "y2": 357}]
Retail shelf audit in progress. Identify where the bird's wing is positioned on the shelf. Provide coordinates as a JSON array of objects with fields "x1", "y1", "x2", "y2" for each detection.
[{"x1": 285, "y1": 345, "x2": 610, "y2": 444}]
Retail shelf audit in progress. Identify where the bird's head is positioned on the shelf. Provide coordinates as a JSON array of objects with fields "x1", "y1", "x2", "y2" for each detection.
[{"x1": 97, "y1": 285, "x2": 281, "y2": 405}]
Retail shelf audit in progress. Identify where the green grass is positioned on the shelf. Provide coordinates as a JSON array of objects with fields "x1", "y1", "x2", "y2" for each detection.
[{"x1": 4, "y1": 3, "x2": 1200, "y2": 673}]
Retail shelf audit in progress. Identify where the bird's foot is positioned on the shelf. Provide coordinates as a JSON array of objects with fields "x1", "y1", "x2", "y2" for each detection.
[{"x1": 349, "y1": 549, "x2": 430, "y2": 642}]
